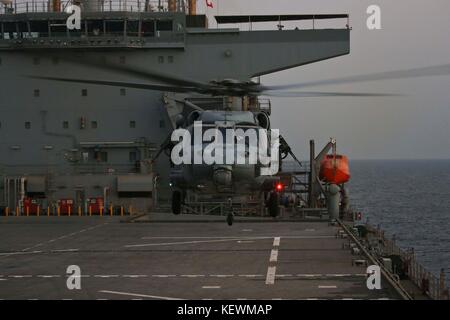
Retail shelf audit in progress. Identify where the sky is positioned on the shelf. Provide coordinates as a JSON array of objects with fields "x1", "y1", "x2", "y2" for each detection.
[{"x1": 199, "y1": 0, "x2": 450, "y2": 160}]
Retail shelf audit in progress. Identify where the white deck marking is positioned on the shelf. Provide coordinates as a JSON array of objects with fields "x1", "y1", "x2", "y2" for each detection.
[
  {"x1": 210, "y1": 274, "x2": 234, "y2": 278},
  {"x1": 318, "y1": 285, "x2": 338, "y2": 289},
  {"x1": 270, "y1": 249, "x2": 278, "y2": 262},
  {"x1": 273, "y1": 237, "x2": 281, "y2": 247},
  {"x1": 265, "y1": 266, "x2": 276, "y2": 285},
  {"x1": 202, "y1": 286, "x2": 221, "y2": 289},
  {"x1": 37, "y1": 275, "x2": 61, "y2": 278},
  {"x1": 122, "y1": 275, "x2": 148, "y2": 278},
  {"x1": 181, "y1": 275, "x2": 205, "y2": 278},
  {"x1": 99, "y1": 290, "x2": 183, "y2": 300},
  {"x1": 151, "y1": 275, "x2": 176, "y2": 278},
  {"x1": 51, "y1": 249, "x2": 79, "y2": 253},
  {"x1": 0, "y1": 250, "x2": 42, "y2": 256},
  {"x1": 125, "y1": 237, "x2": 270, "y2": 248}
]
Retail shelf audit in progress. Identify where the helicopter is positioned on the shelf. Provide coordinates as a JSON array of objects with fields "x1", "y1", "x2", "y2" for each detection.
[{"x1": 29, "y1": 58, "x2": 450, "y2": 225}]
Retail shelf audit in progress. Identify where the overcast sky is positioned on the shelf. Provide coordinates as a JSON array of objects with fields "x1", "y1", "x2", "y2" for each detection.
[{"x1": 200, "y1": 0, "x2": 450, "y2": 160}]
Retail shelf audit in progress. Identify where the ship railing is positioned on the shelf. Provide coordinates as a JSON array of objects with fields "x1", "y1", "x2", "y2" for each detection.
[
  {"x1": 1, "y1": 0, "x2": 187, "y2": 15},
  {"x1": 368, "y1": 223, "x2": 449, "y2": 300}
]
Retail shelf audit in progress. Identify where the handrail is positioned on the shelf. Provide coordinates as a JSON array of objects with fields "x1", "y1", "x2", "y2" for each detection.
[{"x1": 1, "y1": 0, "x2": 187, "y2": 15}]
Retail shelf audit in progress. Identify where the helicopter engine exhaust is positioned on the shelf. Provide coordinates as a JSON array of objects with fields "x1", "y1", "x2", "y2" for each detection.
[{"x1": 213, "y1": 165, "x2": 233, "y2": 187}]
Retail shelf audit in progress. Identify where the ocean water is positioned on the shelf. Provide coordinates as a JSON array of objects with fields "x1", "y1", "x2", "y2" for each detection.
[{"x1": 349, "y1": 160, "x2": 450, "y2": 282}]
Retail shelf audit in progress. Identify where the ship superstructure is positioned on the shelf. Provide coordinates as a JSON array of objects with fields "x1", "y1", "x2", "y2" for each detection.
[{"x1": 0, "y1": 0, "x2": 350, "y2": 214}]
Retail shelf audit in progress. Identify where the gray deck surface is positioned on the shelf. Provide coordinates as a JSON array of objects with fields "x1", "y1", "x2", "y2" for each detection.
[{"x1": 0, "y1": 216, "x2": 401, "y2": 300}]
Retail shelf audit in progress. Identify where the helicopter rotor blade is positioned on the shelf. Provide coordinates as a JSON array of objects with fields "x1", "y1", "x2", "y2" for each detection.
[
  {"x1": 262, "y1": 91, "x2": 401, "y2": 98},
  {"x1": 56, "y1": 55, "x2": 212, "y2": 90},
  {"x1": 263, "y1": 64, "x2": 450, "y2": 91},
  {"x1": 28, "y1": 76, "x2": 201, "y2": 94}
]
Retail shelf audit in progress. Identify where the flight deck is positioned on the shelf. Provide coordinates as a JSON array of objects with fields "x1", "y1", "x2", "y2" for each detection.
[{"x1": 0, "y1": 215, "x2": 401, "y2": 300}]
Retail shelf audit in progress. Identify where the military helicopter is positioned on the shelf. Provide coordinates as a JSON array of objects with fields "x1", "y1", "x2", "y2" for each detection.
[{"x1": 30, "y1": 59, "x2": 450, "y2": 224}]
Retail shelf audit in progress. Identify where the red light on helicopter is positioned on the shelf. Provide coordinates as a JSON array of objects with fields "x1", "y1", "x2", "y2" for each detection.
[{"x1": 276, "y1": 183, "x2": 283, "y2": 192}]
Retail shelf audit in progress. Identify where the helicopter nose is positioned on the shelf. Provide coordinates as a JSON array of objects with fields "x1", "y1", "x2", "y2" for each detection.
[{"x1": 213, "y1": 165, "x2": 233, "y2": 186}]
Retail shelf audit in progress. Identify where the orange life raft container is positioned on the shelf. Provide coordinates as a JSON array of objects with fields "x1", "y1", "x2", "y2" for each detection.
[{"x1": 319, "y1": 154, "x2": 350, "y2": 184}]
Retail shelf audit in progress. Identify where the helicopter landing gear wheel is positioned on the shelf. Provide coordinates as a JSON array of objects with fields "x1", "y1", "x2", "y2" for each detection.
[
  {"x1": 172, "y1": 191, "x2": 182, "y2": 215},
  {"x1": 268, "y1": 192, "x2": 280, "y2": 218},
  {"x1": 227, "y1": 212, "x2": 234, "y2": 226}
]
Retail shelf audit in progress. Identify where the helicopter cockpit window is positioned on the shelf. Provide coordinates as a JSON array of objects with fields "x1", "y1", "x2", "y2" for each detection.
[{"x1": 199, "y1": 111, "x2": 256, "y2": 125}]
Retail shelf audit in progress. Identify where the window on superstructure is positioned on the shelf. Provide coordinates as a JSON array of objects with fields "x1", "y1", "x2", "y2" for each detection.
[
  {"x1": 168, "y1": 56, "x2": 174, "y2": 64},
  {"x1": 158, "y1": 56, "x2": 164, "y2": 64},
  {"x1": 63, "y1": 121, "x2": 69, "y2": 129},
  {"x1": 82, "y1": 89, "x2": 88, "y2": 97},
  {"x1": 30, "y1": 21, "x2": 50, "y2": 38},
  {"x1": 120, "y1": 88, "x2": 126, "y2": 96},
  {"x1": 94, "y1": 151, "x2": 108, "y2": 162},
  {"x1": 33, "y1": 89, "x2": 40, "y2": 97},
  {"x1": 3, "y1": 22, "x2": 16, "y2": 40},
  {"x1": 127, "y1": 20, "x2": 139, "y2": 37},
  {"x1": 129, "y1": 151, "x2": 137, "y2": 162},
  {"x1": 105, "y1": 20, "x2": 124, "y2": 37},
  {"x1": 119, "y1": 56, "x2": 126, "y2": 64},
  {"x1": 129, "y1": 121, "x2": 136, "y2": 128},
  {"x1": 25, "y1": 122, "x2": 31, "y2": 130},
  {"x1": 17, "y1": 22, "x2": 28, "y2": 39},
  {"x1": 141, "y1": 20, "x2": 155, "y2": 37},
  {"x1": 91, "y1": 121, "x2": 98, "y2": 129},
  {"x1": 0, "y1": 58, "x2": 2, "y2": 66},
  {"x1": 156, "y1": 20, "x2": 173, "y2": 32},
  {"x1": 87, "y1": 20, "x2": 104, "y2": 36}
]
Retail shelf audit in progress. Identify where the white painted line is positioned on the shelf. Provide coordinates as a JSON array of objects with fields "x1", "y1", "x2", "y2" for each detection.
[
  {"x1": 0, "y1": 250, "x2": 42, "y2": 256},
  {"x1": 142, "y1": 236, "x2": 268, "y2": 239},
  {"x1": 242, "y1": 229, "x2": 253, "y2": 232},
  {"x1": 94, "y1": 275, "x2": 119, "y2": 278},
  {"x1": 8, "y1": 275, "x2": 32, "y2": 278},
  {"x1": 265, "y1": 266, "x2": 276, "y2": 285},
  {"x1": 151, "y1": 275, "x2": 176, "y2": 278},
  {"x1": 140, "y1": 235, "x2": 332, "y2": 240},
  {"x1": 181, "y1": 275, "x2": 205, "y2": 278},
  {"x1": 237, "y1": 241, "x2": 254, "y2": 244},
  {"x1": 202, "y1": 286, "x2": 221, "y2": 289},
  {"x1": 270, "y1": 249, "x2": 278, "y2": 262},
  {"x1": 238, "y1": 274, "x2": 264, "y2": 278},
  {"x1": 276, "y1": 274, "x2": 293, "y2": 278},
  {"x1": 273, "y1": 237, "x2": 281, "y2": 247},
  {"x1": 125, "y1": 237, "x2": 269, "y2": 248},
  {"x1": 37, "y1": 275, "x2": 61, "y2": 278},
  {"x1": 99, "y1": 290, "x2": 183, "y2": 300},
  {"x1": 122, "y1": 275, "x2": 148, "y2": 278},
  {"x1": 318, "y1": 285, "x2": 338, "y2": 289},
  {"x1": 210, "y1": 275, "x2": 234, "y2": 278},
  {"x1": 0, "y1": 279, "x2": 7, "y2": 281}
]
